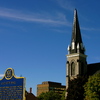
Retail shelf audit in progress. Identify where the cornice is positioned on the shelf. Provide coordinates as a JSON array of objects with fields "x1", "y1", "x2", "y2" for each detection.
[{"x1": 66, "y1": 53, "x2": 87, "y2": 58}]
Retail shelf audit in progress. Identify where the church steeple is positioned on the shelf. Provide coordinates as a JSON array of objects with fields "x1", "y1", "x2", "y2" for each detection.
[
  {"x1": 68, "y1": 9, "x2": 85, "y2": 54},
  {"x1": 66, "y1": 10, "x2": 87, "y2": 98}
]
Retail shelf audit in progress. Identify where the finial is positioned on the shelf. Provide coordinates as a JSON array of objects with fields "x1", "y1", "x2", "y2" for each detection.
[
  {"x1": 74, "y1": 9, "x2": 77, "y2": 19},
  {"x1": 74, "y1": 8, "x2": 77, "y2": 11},
  {"x1": 74, "y1": 9, "x2": 77, "y2": 12},
  {"x1": 67, "y1": 45, "x2": 70, "y2": 51},
  {"x1": 77, "y1": 43, "x2": 80, "y2": 49},
  {"x1": 72, "y1": 41, "x2": 75, "y2": 49}
]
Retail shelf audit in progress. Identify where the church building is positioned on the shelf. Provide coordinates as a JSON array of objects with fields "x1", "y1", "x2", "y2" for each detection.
[{"x1": 66, "y1": 9, "x2": 100, "y2": 97}]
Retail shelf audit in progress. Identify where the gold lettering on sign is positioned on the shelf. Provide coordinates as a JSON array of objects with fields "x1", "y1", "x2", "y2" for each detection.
[
  {"x1": 0, "y1": 81, "x2": 16, "y2": 85},
  {"x1": 0, "y1": 85, "x2": 23, "y2": 99}
]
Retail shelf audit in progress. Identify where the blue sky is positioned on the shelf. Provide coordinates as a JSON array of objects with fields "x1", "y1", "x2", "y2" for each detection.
[{"x1": 0, "y1": 0, "x2": 100, "y2": 95}]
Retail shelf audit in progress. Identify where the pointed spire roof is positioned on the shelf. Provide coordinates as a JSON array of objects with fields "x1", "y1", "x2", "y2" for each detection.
[
  {"x1": 68, "y1": 9, "x2": 85, "y2": 54},
  {"x1": 71, "y1": 9, "x2": 82, "y2": 44}
]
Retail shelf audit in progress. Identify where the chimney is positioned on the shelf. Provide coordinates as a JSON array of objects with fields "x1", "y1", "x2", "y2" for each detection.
[{"x1": 30, "y1": 87, "x2": 32, "y2": 93}]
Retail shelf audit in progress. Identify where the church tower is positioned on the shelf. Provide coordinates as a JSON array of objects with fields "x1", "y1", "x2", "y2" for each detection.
[{"x1": 66, "y1": 9, "x2": 87, "y2": 91}]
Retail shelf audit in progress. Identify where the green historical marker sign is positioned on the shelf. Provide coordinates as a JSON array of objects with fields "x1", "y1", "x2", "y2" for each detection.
[{"x1": 0, "y1": 68, "x2": 25, "y2": 100}]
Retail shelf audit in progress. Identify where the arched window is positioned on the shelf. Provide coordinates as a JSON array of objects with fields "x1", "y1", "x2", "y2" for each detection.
[{"x1": 71, "y1": 62, "x2": 75, "y2": 75}]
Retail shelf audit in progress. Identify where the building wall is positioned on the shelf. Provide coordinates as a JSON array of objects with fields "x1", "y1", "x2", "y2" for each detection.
[
  {"x1": 37, "y1": 81, "x2": 66, "y2": 96},
  {"x1": 66, "y1": 53, "x2": 87, "y2": 99},
  {"x1": 67, "y1": 53, "x2": 87, "y2": 76},
  {"x1": 37, "y1": 82, "x2": 49, "y2": 96}
]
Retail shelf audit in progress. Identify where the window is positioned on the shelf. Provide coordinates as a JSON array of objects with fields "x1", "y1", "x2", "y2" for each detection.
[{"x1": 71, "y1": 62, "x2": 75, "y2": 75}]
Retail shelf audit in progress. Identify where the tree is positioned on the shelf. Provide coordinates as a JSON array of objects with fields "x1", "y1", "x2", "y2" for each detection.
[
  {"x1": 38, "y1": 91, "x2": 61, "y2": 100},
  {"x1": 61, "y1": 90, "x2": 66, "y2": 100},
  {"x1": 66, "y1": 75, "x2": 87, "y2": 100},
  {"x1": 84, "y1": 72, "x2": 100, "y2": 100}
]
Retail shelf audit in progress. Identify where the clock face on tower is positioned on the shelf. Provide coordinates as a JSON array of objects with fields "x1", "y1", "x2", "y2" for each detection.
[{"x1": 5, "y1": 68, "x2": 13, "y2": 80}]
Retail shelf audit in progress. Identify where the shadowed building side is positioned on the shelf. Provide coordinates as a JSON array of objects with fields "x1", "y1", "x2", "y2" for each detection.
[{"x1": 87, "y1": 63, "x2": 100, "y2": 76}]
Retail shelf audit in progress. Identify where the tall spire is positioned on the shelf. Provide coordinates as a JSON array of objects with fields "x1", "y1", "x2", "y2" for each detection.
[
  {"x1": 72, "y1": 9, "x2": 82, "y2": 43},
  {"x1": 68, "y1": 9, "x2": 85, "y2": 54}
]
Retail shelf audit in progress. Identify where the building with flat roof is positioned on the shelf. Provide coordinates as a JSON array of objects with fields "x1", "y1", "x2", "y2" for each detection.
[{"x1": 37, "y1": 81, "x2": 66, "y2": 96}]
